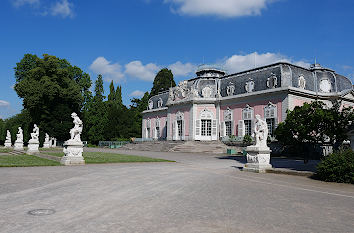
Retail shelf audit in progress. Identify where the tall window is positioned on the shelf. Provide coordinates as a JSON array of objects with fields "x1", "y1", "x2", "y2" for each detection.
[
  {"x1": 155, "y1": 118, "x2": 160, "y2": 139},
  {"x1": 264, "y1": 102, "x2": 277, "y2": 136},
  {"x1": 177, "y1": 120, "x2": 183, "y2": 137},
  {"x1": 146, "y1": 119, "x2": 151, "y2": 138},
  {"x1": 224, "y1": 107, "x2": 233, "y2": 136},
  {"x1": 201, "y1": 119, "x2": 212, "y2": 136},
  {"x1": 225, "y1": 121, "x2": 232, "y2": 136},
  {"x1": 242, "y1": 105, "x2": 253, "y2": 136}
]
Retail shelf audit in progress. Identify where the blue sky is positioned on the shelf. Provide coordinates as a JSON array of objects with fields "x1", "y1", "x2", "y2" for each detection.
[{"x1": 1, "y1": 0, "x2": 354, "y2": 118}]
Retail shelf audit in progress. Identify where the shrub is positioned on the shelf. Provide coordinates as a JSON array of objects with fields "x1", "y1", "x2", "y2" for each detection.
[
  {"x1": 315, "y1": 150, "x2": 354, "y2": 184},
  {"x1": 243, "y1": 135, "x2": 253, "y2": 144}
]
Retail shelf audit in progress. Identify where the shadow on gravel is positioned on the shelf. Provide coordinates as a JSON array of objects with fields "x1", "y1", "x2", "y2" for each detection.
[{"x1": 217, "y1": 155, "x2": 319, "y2": 173}]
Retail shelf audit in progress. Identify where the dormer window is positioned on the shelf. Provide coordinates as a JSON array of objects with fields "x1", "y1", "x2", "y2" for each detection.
[
  {"x1": 148, "y1": 100, "x2": 153, "y2": 110},
  {"x1": 267, "y1": 73, "x2": 277, "y2": 89},
  {"x1": 245, "y1": 79, "x2": 255, "y2": 93},
  {"x1": 157, "y1": 98, "x2": 163, "y2": 108},
  {"x1": 226, "y1": 83, "x2": 235, "y2": 96}
]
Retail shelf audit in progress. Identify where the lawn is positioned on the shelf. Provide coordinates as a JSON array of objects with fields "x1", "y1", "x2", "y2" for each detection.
[
  {"x1": 0, "y1": 154, "x2": 60, "y2": 167},
  {"x1": 0, "y1": 148, "x2": 12, "y2": 153},
  {"x1": 44, "y1": 151, "x2": 174, "y2": 163}
]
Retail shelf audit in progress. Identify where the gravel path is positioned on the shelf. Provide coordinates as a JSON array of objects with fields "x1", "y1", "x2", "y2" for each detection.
[{"x1": 0, "y1": 148, "x2": 353, "y2": 233}]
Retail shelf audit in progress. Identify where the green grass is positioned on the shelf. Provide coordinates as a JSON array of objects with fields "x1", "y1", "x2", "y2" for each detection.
[
  {"x1": 0, "y1": 148, "x2": 12, "y2": 153},
  {"x1": 45, "y1": 151, "x2": 174, "y2": 163},
  {"x1": 0, "y1": 154, "x2": 60, "y2": 167}
]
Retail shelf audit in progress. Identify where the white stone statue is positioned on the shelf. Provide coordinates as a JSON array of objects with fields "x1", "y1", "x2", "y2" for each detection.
[
  {"x1": 243, "y1": 115, "x2": 272, "y2": 173},
  {"x1": 61, "y1": 112, "x2": 85, "y2": 165},
  {"x1": 27, "y1": 124, "x2": 40, "y2": 154},
  {"x1": 69, "y1": 112, "x2": 83, "y2": 142},
  {"x1": 253, "y1": 115, "x2": 268, "y2": 148},
  {"x1": 14, "y1": 127, "x2": 24, "y2": 151},
  {"x1": 30, "y1": 124, "x2": 39, "y2": 142},
  {"x1": 43, "y1": 133, "x2": 50, "y2": 148},
  {"x1": 53, "y1": 138, "x2": 57, "y2": 148},
  {"x1": 4, "y1": 130, "x2": 12, "y2": 148},
  {"x1": 16, "y1": 127, "x2": 23, "y2": 143}
]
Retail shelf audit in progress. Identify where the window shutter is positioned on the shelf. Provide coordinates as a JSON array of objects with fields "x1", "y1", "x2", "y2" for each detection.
[
  {"x1": 220, "y1": 121, "x2": 225, "y2": 137},
  {"x1": 195, "y1": 120, "x2": 201, "y2": 136},
  {"x1": 238, "y1": 120, "x2": 245, "y2": 137},
  {"x1": 212, "y1": 120, "x2": 217, "y2": 136},
  {"x1": 172, "y1": 121, "x2": 176, "y2": 140}
]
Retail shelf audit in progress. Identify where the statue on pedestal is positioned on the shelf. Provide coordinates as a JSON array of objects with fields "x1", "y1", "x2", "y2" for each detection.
[
  {"x1": 29, "y1": 124, "x2": 39, "y2": 142},
  {"x1": 69, "y1": 112, "x2": 83, "y2": 142},
  {"x1": 253, "y1": 115, "x2": 268, "y2": 148},
  {"x1": 5, "y1": 130, "x2": 12, "y2": 148},
  {"x1": 14, "y1": 127, "x2": 24, "y2": 151},
  {"x1": 27, "y1": 124, "x2": 40, "y2": 154},
  {"x1": 61, "y1": 113, "x2": 85, "y2": 165},
  {"x1": 43, "y1": 133, "x2": 50, "y2": 148},
  {"x1": 243, "y1": 115, "x2": 272, "y2": 173}
]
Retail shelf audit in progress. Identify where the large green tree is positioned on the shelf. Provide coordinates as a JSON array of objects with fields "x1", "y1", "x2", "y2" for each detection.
[
  {"x1": 150, "y1": 68, "x2": 175, "y2": 97},
  {"x1": 85, "y1": 75, "x2": 108, "y2": 144},
  {"x1": 14, "y1": 54, "x2": 92, "y2": 141},
  {"x1": 275, "y1": 100, "x2": 354, "y2": 152}
]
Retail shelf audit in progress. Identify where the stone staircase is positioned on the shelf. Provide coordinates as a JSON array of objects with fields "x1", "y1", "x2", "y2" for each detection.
[
  {"x1": 169, "y1": 141, "x2": 241, "y2": 154},
  {"x1": 118, "y1": 141, "x2": 184, "y2": 152},
  {"x1": 119, "y1": 140, "x2": 243, "y2": 154}
]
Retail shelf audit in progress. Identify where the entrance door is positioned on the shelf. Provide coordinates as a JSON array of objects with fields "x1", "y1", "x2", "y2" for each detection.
[
  {"x1": 176, "y1": 120, "x2": 183, "y2": 140},
  {"x1": 201, "y1": 119, "x2": 212, "y2": 140}
]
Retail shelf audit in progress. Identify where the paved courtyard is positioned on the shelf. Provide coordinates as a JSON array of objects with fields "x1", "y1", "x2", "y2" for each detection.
[{"x1": 0, "y1": 149, "x2": 354, "y2": 233}]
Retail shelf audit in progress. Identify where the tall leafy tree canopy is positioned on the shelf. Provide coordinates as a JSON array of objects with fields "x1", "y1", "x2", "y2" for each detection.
[
  {"x1": 14, "y1": 54, "x2": 92, "y2": 140},
  {"x1": 275, "y1": 100, "x2": 354, "y2": 150},
  {"x1": 150, "y1": 68, "x2": 176, "y2": 97}
]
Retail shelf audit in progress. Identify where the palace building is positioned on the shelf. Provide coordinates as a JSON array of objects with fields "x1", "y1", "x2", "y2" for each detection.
[{"x1": 142, "y1": 62, "x2": 354, "y2": 141}]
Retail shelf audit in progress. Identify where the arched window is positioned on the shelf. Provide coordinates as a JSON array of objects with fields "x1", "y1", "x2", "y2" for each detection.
[
  {"x1": 242, "y1": 105, "x2": 254, "y2": 136},
  {"x1": 146, "y1": 119, "x2": 151, "y2": 138},
  {"x1": 264, "y1": 102, "x2": 277, "y2": 136},
  {"x1": 155, "y1": 117, "x2": 160, "y2": 139},
  {"x1": 195, "y1": 109, "x2": 217, "y2": 140},
  {"x1": 223, "y1": 107, "x2": 233, "y2": 137},
  {"x1": 173, "y1": 111, "x2": 184, "y2": 141},
  {"x1": 157, "y1": 98, "x2": 163, "y2": 108}
]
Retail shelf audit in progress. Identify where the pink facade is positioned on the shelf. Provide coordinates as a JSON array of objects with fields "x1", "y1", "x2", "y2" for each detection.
[
  {"x1": 169, "y1": 108, "x2": 190, "y2": 138},
  {"x1": 143, "y1": 112, "x2": 167, "y2": 138},
  {"x1": 220, "y1": 99, "x2": 282, "y2": 136}
]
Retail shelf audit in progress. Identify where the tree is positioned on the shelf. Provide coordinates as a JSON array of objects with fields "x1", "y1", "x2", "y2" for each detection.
[
  {"x1": 85, "y1": 75, "x2": 108, "y2": 144},
  {"x1": 13, "y1": 54, "x2": 92, "y2": 141},
  {"x1": 150, "y1": 68, "x2": 175, "y2": 97},
  {"x1": 275, "y1": 100, "x2": 354, "y2": 154}
]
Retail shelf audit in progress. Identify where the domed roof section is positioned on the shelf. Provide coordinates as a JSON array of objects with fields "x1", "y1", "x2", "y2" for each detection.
[{"x1": 196, "y1": 65, "x2": 226, "y2": 78}]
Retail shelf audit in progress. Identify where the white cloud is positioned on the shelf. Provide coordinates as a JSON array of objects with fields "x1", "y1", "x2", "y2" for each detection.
[
  {"x1": 129, "y1": 90, "x2": 145, "y2": 98},
  {"x1": 0, "y1": 100, "x2": 10, "y2": 107},
  {"x1": 168, "y1": 61, "x2": 197, "y2": 77},
  {"x1": 125, "y1": 61, "x2": 160, "y2": 81},
  {"x1": 89, "y1": 57, "x2": 125, "y2": 83},
  {"x1": 223, "y1": 52, "x2": 310, "y2": 74},
  {"x1": 51, "y1": 0, "x2": 74, "y2": 18},
  {"x1": 165, "y1": 0, "x2": 275, "y2": 18},
  {"x1": 12, "y1": 0, "x2": 39, "y2": 7}
]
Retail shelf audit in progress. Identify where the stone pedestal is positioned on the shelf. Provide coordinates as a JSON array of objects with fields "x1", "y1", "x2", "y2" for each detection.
[
  {"x1": 27, "y1": 139, "x2": 39, "y2": 155},
  {"x1": 43, "y1": 142, "x2": 50, "y2": 148},
  {"x1": 4, "y1": 141, "x2": 12, "y2": 148},
  {"x1": 14, "y1": 141, "x2": 24, "y2": 151},
  {"x1": 60, "y1": 140, "x2": 85, "y2": 165},
  {"x1": 243, "y1": 145, "x2": 272, "y2": 173}
]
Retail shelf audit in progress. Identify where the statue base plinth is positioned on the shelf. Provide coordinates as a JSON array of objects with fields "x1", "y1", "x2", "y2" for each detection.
[
  {"x1": 27, "y1": 141, "x2": 39, "y2": 155},
  {"x1": 43, "y1": 142, "x2": 50, "y2": 148},
  {"x1": 60, "y1": 140, "x2": 85, "y2": 166},
  {"x1": 242, "y1": 145, "x2": 272, "y2": 173},
  {"x1": 14, "y1": 141, "x2": 24, "y2": 151},
  {"x1": 4, "y1": 141, "x2": 12, "y2": 148}
]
